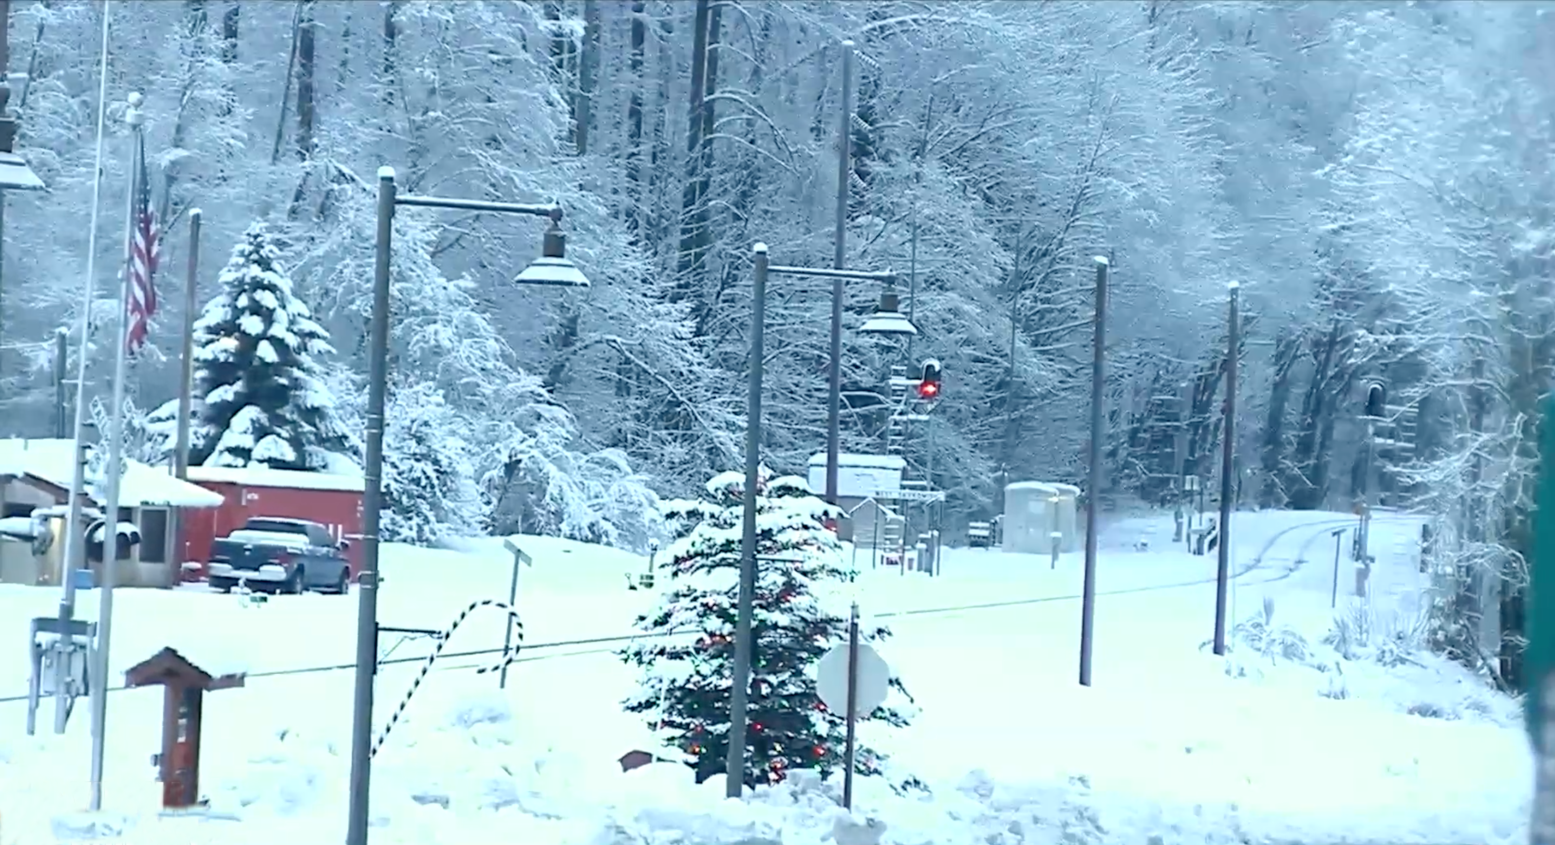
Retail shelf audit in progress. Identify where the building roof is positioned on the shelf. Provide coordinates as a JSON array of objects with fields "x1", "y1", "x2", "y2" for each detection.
[
  {"x1": 183, "y1": 464, "x2": 365, "y2": 493},
  {"x1": 806, "y1": 452, "x2": 906, "y2": 469},
  {"x1": 1006, "y1": 481, "x2": 1081, "y2": 495},
  {"x1": 0, "y1": 439, "x2": 224, "y2": 509}
]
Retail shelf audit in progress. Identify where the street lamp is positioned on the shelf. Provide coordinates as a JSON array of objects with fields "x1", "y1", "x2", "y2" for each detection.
[
  {"x1": 346, "y1": 167, "x2": 589, "y2": 845},
  {"x1": 727, "y1": 242, "x2": 908, "y2": 798},
  {"x1": 858, "y1": 284, "x2": 917, "y2": 337}
]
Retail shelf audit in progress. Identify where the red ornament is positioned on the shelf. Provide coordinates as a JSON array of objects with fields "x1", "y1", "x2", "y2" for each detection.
[
  {"x1": 813, "y1": 745, "x2": 825, "y2": 757},
  {"x1": 752, "y1": 722, "x2": 763, "y2": 732}
]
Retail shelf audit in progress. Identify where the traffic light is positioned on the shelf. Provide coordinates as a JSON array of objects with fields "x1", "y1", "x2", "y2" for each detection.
[
  {"x1": 917, "y1": 359, "x2": 942, "y2": 401},
  {"x1": 1364, "y1": 381, "x2": 1386, "y2": 418}
]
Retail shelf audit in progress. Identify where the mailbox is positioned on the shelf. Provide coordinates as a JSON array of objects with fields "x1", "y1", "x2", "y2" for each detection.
[
  {"x1": 123, "y1": 647, "x2": 245, "y2": 810},
  {"x1": 1364, "y1": 381, "x2": 1387, "y2": 418},
  {"x1": 86, "y1": 519, "x2": 140, "y2": 563}
]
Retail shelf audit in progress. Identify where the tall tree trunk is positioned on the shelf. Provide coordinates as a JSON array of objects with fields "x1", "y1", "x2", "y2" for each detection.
[
  {"x1": 336, "y1": 3, "x2": 351, "y2": 99},
  {"x1": 575, "y1": 0, "x2": 600, "y2": 156},
  {"x1": 382, "y1": 0, "x2": 401, "y2": 113},
  {"x1": 159, "y1": 0, "x2": 208, "y2": 222},
  {"x1": 217, "y1": 2, "x2": 238, "y2": 117},
  {"x1": 546, "y1": 0, "x2": 577, "y2": 150},
  {"x1": 688, "y1": 0, "x2": 720, "y2": 279},
  {"x1": 270, "y1": 0, "x2": 304, "y2": 165},
  {"x1": 1257, "y1": 329, "x2": 1300, "y2": 508},
  {"x1": 294, "y1": 0, "x2": 316, "y2": 161},
  {"x1": 287, "y1": 0, "x2": 317, "y2": 217},
  {"x1": 673, "y1": 0, "x2": 712, "y2": 292},
  {"x1": 624, "y1": 0, "x2": 645, "y2": 237}
]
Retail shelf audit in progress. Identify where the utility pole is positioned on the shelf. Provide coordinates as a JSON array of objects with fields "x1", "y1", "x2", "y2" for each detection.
[
  {"x1": 727, "y1": 243, "x2": 768, "y2": 796},
  {"x1": 1079, "y1": 255, "x2": 1108, "y2": 687},
  {"x1": 166, "y1": 209, "x2": 201, "y2": 583},
  {"x1": 1212, "y1": 281, "x2": 1239, "y2": 656},
  {"x1": 824, "y1": 39, "x2": 854, "y2": 507}
]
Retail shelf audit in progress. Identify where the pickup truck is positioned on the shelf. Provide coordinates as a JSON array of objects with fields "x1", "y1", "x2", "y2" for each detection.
[{"x1": 206, "y1": 517, "x2": 352, "y2": 595}]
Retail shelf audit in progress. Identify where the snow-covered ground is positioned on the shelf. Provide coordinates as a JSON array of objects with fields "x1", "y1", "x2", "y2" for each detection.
[{"x1": 0, "y1": 509, "x2": 1531, "y2": 844}]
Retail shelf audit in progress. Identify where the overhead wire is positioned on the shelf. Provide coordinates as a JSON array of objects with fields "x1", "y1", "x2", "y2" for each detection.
[{"x1": 0, "y1": 515, "x2": 1413, "y2": 706}]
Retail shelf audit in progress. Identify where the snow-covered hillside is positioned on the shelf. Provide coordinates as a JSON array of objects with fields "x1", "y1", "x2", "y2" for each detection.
[{"x1": 0, "y1": 510, "x2": 1530, "y2": 844}]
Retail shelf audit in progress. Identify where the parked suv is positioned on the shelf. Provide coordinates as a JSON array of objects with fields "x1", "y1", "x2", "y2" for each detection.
[{"x1": 207, "y1": 517, "x2": 352, "y2": 595}]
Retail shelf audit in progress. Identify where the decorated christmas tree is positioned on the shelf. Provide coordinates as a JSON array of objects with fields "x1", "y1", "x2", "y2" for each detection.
[
  {"x1": 621, "y1": 467, "x2": 914, "y2": 787},
  {"x1": 189, "y1": 223, "x2": 356, "y2": 471}
]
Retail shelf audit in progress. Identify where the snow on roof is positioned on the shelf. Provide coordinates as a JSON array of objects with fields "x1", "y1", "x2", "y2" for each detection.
[
  {"x1": 0, "y1": 439, "x2": 224, "y2": 508},
  {"x1": 184, "y1": 464, "x2": 365, "y2": 493},
  {"x1": 806, "y1": 452, "x2": 906, "y2": 469},
  {"x1": 1006, "y1": 481, "x2": 1080, "y2": 495}
]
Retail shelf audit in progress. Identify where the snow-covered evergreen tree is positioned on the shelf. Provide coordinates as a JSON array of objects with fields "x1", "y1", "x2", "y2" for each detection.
[
  {"x1": 382, "y1": 380, "x2": 481, "y2": 545},
  {"x1": 189, "y1": 223, "x2": 356, "y2": 471},
  {"x1": 620, "y1": 469, "x2": 914, "y2": 787}
]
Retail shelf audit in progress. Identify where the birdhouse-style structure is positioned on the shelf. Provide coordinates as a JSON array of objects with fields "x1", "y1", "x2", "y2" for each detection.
[{"x1": 124, "y1": 647, "x2": 245, "y2": 810}]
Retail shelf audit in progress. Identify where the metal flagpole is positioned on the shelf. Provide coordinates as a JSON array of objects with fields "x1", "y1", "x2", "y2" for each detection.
[
  {"x1": 87, "y1": 92, "x2": 142, "y2": 812},
  {"x1": 53, "y1": 0, "x2": 113, "y2": 737}
]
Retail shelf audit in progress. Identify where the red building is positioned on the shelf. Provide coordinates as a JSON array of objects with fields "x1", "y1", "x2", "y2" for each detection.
[{"x1": 178, "y1": 465, "x2": 365, "y2": 579}]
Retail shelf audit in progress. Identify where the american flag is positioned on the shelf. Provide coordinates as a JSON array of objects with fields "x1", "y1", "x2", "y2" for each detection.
[{"x1": 125, "y1": 132, "x2": 160, "y2": 356}]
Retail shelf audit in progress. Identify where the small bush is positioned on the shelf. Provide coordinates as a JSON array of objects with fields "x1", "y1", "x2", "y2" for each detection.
[
  {"x1": 1322, "y1": 601, "x2": 1427, "y2": 666},
  {"x1": 1227, "y1": 597, "x2": 1311, "y2": 664}
]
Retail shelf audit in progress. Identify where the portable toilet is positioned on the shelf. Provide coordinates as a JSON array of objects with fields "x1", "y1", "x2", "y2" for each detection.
[{"x1": 1002, "y1": 482, "x2": 1080, "y2": 555}]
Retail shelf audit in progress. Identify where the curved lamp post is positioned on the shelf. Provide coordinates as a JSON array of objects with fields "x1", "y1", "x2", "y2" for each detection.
[
  {"x1": 726, "y1": 242, "x2": 913, "y2": 796},
  {"x1": 345, "y1": 167, "x2": 589, "y2": 845}
]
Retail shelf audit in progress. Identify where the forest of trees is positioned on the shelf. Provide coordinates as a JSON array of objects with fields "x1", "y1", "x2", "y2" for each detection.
[{"x1": 1, "y1": 2, "x2": 1550, "y2": 679}]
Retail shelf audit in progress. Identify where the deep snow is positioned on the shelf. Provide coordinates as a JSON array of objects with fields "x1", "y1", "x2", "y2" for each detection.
[{"x1": 0, "y1": 509, "x2": 1531, "y2": 844}]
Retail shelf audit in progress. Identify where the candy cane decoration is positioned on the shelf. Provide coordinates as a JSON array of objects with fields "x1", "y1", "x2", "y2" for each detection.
[{"x1": 371, "y1": 598, "x2": 524, "y2": 758}]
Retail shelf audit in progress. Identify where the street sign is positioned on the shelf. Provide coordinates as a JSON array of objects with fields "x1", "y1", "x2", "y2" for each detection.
[
  {"x1": 816, "y1": 641, "x2": 890, "y2": 718},
  {"x1": 870, "y1": 489, "x2": 945, "y2": 503}
]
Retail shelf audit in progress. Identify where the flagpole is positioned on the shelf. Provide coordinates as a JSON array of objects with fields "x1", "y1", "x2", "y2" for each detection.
[
  {"x1": 86, "y1": 90, "x2": 142, "y2": 813},
  {"x1": 166, "y1": 208, "x2": 200, "y2": 584},
  {"x1": 52, "y1": 0, "x2": 113, "y2": 740}
]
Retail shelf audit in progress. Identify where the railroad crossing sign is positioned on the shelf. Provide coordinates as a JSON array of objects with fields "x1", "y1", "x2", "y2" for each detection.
[
  {"x1": 816, "y1": 641, "x2": 891, "y2": 718},
  {"x1": 870, "y1": 489, "x2": 945, "y2": 503}
]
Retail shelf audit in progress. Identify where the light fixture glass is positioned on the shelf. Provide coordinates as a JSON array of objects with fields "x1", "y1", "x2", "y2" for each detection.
[
  {"x1": 513, "y1": 257, "x2": 590, "y2": 288},
  {"x1": 513, "y1": 222, "x2": 591, "y2": 288},
  {"x1": 859, "y1": 289, "x2": 917, "y2": 336}
]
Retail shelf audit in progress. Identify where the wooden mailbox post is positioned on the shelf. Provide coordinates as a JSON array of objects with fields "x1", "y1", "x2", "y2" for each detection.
[{"x1": 124, "y1": 647, "x2": 246, "y2": 810}]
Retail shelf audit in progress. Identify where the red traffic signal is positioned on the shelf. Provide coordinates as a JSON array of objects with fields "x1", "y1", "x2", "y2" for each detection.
[{"x1": 917, "y1": 359, "x2": 942, "y2": 401}]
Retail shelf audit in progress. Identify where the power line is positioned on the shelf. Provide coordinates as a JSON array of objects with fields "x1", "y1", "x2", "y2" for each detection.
[{"x1": 0, "y1": 516, "x2": 1411, "y2": 705}]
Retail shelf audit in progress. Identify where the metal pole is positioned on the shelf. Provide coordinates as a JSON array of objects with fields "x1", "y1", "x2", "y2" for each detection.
[
  {"x1": 52, "y1": 329, "x2": 67, "y2": 438},
  {"x1": 726, "y1": 242, "x2": 768, "y2": 797},
  {"x1": 0, "y1": 186, "x2": 7, "y2": 418},
  {"x1": 824, "y1": 39, "x2": 854, "y2": 507},
  {"x1": 498, "y1": 547, "x2": 523, "y2": 690},
  {"x1": 171, "y1": 209, "x2": 200, "y2": 477},
  {"x1": 1331, "y1": 528, "x2": 1344, "y2": 609},
  {"x1": 1212, "y1": 282, "x2": 1239, "y2": 656},
  {"x1": 1078, "y1": 255, "x2": 1107, "y2": 687},
  {"x1": 54, "y1": 20, "x2": 114, "y2": 733},
  {"x1": 164, "y1": 209, "x2": 200, "y2": 581},
  {"x1": 346, "y1": 167, "x2": 395, "y2": 845},
  {"x1": 841, "y1": 602, "x2": 861, "y2": 810},
  {"x1": 88, "y1": 102, "x2": 142, "y2": 811}
]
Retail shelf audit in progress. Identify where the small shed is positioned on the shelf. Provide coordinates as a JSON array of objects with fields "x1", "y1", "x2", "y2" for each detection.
[
  {"x1": 806, "y1": 453, "x2": 905, "y2": 540},
  {"x1": 181, "y1": 465, "x2": 365, "y2": 577},
  {"x1": 0, "y1": 439, "x2": 224, "y2": 588},
  {"x1": 847, "y1": 498, "x2": 903, "y2": 550},
  {"x1": 1002, "y1": 481, "x2": 1080, "y2": 555}
]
